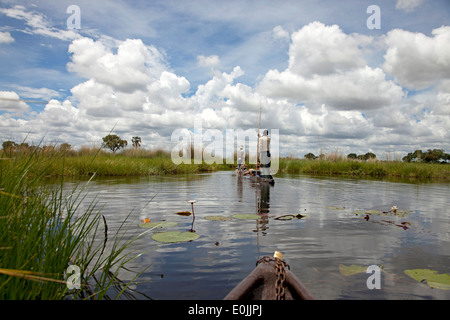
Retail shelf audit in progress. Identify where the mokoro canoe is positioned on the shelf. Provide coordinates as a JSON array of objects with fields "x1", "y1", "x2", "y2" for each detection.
[
  {"x1": 236, "y1": 169, "x2": 275, "y2": 185},
  {"x1": 224, "y1": 255, "x2": 314, "y2": 300}
]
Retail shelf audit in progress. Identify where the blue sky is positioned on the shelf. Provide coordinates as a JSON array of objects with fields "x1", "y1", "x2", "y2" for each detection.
[{"x1": 1, "y1": 0, "x2": 449, "y2": 158}]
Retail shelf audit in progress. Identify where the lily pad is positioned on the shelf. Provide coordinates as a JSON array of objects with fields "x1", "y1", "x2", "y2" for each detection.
[
  {"x1": 151, "y1": 231, "x2": 200, "y2": 243},
  {"x1": 231, "y1": 214, "x2": 261, "y2": 220},
  {"x1": 138, "y1": 221, "x2": 178, "y2": 229},
  {"x1": 353, "y1": 209, "x2": 383, "y2": 215},
  {"x1": 394, "y1": 209, "x2": 413, "y2": 217},
  {"x1": 205, "y1": 216, "x2": 231, "y2": 221},
  {"x1": 404, "y1": 269, "x2": 450, "y2": 290},
  {"x1": 339, "y1": 264, "x2": 367, "y2": 276}
]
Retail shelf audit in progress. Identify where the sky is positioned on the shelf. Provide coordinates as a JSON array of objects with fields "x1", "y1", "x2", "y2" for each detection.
[{"x1": 0, "y1": 0, "x2": 449, "y2": 159}]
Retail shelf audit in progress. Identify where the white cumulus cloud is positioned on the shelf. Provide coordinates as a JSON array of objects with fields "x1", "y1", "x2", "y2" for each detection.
[
  {"x1": 396, "y1": 0, "x2": 425, "y2": 12},
  {"x1": 258, "y1": 22, "x2": 404, "y2": 111},
  {"x1": 67, "y1": 37, "x2": 167, "y2": 93},
  {"x1": 272, "y1": 26, "x2": 289, "y2": 41},
  {"x1": 383, "y1": 26, "x2": 450, "y2": 90},
  {"x1": 0, "y1": 31, "x2": 14, "y2": 44},
  {"x1": 0, "y1": 91, "x2": 29, "y2": 113},
  {"x1": 197, "y1": 55, "x2": 221, "y2": 68}
]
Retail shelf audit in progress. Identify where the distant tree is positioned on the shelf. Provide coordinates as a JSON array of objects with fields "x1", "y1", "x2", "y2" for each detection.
[
  {"x1": 403, "y1": 149, "x2": 423, "y2": 162},
  {"x1": 402, "y1": 153, "x2": 412, "y2": 162},
  {"x1": 304, "y1": 152, "x2": 317, "y2": 160},
  {"x1": 414, "y1": 150, "x2": 424, "y2": 162},
  {"x1": 444, "y1": 153, "x2": 450, "y2": 162},
  {"x1": 18, "y1": 142, "x2": 29, "y2": 151},
  {"x1": 131, "y1": 136, "x2": 141, "y2": 148},
  {"x1": 102, "y1": 134, "x2": 127, "y2": 153},
  {"x1": 364, "y1": 152, "x2": 376, "y2": 160},
  {"x1": 354, "y1": 152, "x2": 377, "y2": 161},
  {"x1": 58, "y1": 143, "x2": 72, "y2": 155},
  {"x1": 59, "y1": 142, "x2": 71, "y2": 151},
  {"x1": 42, "y1": 145, "x2": 55, "y2": 153},
  {"x1": 423, "y1": 149, "x2": 446, "y2": 163},
  {"x1": 2, "y1": 140, "x2": 17, "y2": 151},
  {"x1": 402, "y1": 149, "x2": 450, "y2": 163}
]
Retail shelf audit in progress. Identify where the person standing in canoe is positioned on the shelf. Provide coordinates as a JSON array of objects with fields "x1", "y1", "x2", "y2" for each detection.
[
  {"x1": 237, "y1": 145, "x2": 245, "y2": 171},
  {"x1": 258, "y1": 129, "x2": 272, "y2": 179}
]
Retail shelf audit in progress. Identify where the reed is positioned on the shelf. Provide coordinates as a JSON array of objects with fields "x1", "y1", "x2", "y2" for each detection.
[
  {"x1": 0, "y1": 146, "x2": 225, "y2": 179},
  {"x1": 0, "y1": 148, "x2": 154, "y2": 299},
  {"x1": 3, "y1": 144, "x2": 447, "y2": 180},
  {"x1": 278, "y1": 157, "x2": 449, "y2": 181}
]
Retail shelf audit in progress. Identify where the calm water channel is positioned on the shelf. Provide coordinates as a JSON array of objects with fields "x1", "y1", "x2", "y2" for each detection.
[{"x1": 65, "y1": 171, "x2": 449, "y2": 300}]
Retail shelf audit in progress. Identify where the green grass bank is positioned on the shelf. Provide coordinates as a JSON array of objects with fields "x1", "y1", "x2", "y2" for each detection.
[
  {"x1": 1, "y1": 146, "x2": 448, "y2": 181},
  {"x1": 0, "y1": 147, "x2": 235, "y2": 179},
  {"x1": 278, "y1": 157, "x2": 449, "y2": 181}
]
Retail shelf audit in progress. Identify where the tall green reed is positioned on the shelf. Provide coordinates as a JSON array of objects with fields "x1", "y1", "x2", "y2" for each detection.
[
  {"x1": 278, "y1": 157, "x2": 448, "y2": 180},
  {"x1": 0, "y1": 147, "x2": 153, "y2": 299}
]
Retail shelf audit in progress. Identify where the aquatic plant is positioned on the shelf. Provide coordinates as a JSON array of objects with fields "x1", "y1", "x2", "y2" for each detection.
[
  {"x1": 151, "y1": 231, "x2": 200, "y2": 243},
  {"x1": 188, "y1": 200, "x2": 197, "y2": 232},
  {"x1": 0, "y1": 147, "x2": 153, "y2": 300},
  {"x1": 204, "y1": 216, "x2": 231, "y2": 221},
  {"x1": 231, "y1": 214, "x2": 261, "y2": 220},
  {"x1": 404, "y1": 269, "x2": 450, "y2": 290}
]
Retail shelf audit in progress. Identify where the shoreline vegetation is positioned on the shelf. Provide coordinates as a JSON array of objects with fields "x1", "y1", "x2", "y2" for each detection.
[
  {"x1": 278, "y1": 157, "x2": 449, "y2": 181},
  {"x1": 1, "y1": 145, "x2": 448, "y2": 181},
  {"x1": 0, "y1": 146, "x2": 156, "y2": 299}
]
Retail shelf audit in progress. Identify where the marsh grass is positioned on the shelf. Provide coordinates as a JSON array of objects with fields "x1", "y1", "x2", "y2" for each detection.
[
  {"x1": 0, "y1": 148, "x2": 155, "y2": 300},
  {"x1": 0, "y1": 146, "x2": 233, "y2": 179},
  {"x1": 2, "y1": 144, "x2": 446, "y2": 181},
  {"x1": 278, "y1": 157, "x2": 449, "y2": 180}
]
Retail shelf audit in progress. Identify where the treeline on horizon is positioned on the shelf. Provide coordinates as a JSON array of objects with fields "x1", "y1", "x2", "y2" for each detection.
[{"x1": 304, "y1": 149, "x2": 450, "y2": 164}]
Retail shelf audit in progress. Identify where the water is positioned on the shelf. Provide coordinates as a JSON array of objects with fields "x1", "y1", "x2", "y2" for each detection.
[{"x1": 65, "y1": 171, "x2": 450, "y2": 300}]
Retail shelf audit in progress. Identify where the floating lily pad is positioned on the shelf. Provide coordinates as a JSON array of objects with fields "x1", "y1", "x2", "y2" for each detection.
[
  {"x1": 138, "y1": 221, "x2": 178, "y2": 229},
  {"x1": 353, "y1": 210, "x2": 386, "y2": 216},
  {"x1": 205, "y1": 216, "x2": 231, "y2": 221},
  {"x1": 231, "y1": 214, "x2": 261, "y2": 220},
  {"x1": 151, "y1": 231, "x2": 200, "y2": 243},
  {"x1": 339, "y1": 264, "x2": 367, "y2": 276},
  {"x1": 366, "y1": 209, "x2": 383, "y2": 214},
  {"x1": 404, "y1": 269, "x2": 450, "y2": 290},
  {"x1": 394, "y1": 210, "x2": 413, "y2": 217}
]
